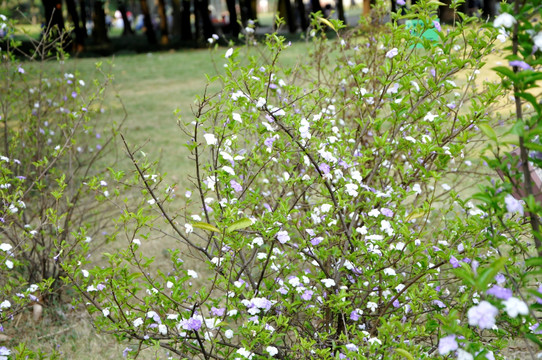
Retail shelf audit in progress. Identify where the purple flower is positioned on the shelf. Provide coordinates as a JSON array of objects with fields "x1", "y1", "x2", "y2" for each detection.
[
  {"x1": 122, "y1": 347, "x2": 132, "y2": 358},
  {"x1": 319, "y1": 163, "x2": 330, "y2": 174},
  {"x1": 433, "y1": 20, "x2": 441, "y2": 32},
  {"x1": 396, "y1": 0, "x2": 405, "y2": 5},
  {"x1": 301, "y1": 290, "x2": 313, "y2": 301},
  {"x1": 277, "y1": 287, "x2": 288, "y2": 295},
  {"x1": 486, "y1": 285, "x2": 512, "y2": 300},
  {"x1": 211, "y1": 307, "x2": 225, "y2": 316},
  {"x1": 264, "y1": 137, "x2": 276, "y2": 148},
  {"x1": 185, "y1": 317, "x2": 202, "y2": 331},
  {"x1": 509, "y1": 60, "x2": 532, "y2": 70},
  {"x1": 71, "y1": 91, "x2": 77, "y2": 98},
  {"x1": 467, "y1": 300, "x2": 498, "y2": 329},
  {"x1": 310, "y1": 237, "x2": 323, "y2": 246},
  {"x1": 386, "y1": 48, "x2": 398, "y2": 58},
  {"x1": 438, "y1": 335, "x2": 458, "y2": 355},
  {"x1": 17, "y1": 66, "x2": 24, "y2": 74},
  {"x1": 495, "y1": 273, "x2": 506, "y2": 284},
  {"x1": 392, "y1": 299, "x2": 400, "y2": 308},
  {"x1": 380, "y1": 208, "x2": 393, "y2": 217},
  {"x1": 450, "y1": 256, "x2": 460, "y2": 268},
  {"x1": 433, "y1": 300, "x2": 446, "y2": 308},
  {"x1": 230, "y1": 180, "x2": 243, "y2": 193},
  {"x1": 350, "y1": 310, "x2": 360, "y2": 321},
  {"x1": 504, "y1": 194, "x2": 524, "y2": 215},
  {"x1": 96, "y1": 283, "x2": 106, "y2": 291}
]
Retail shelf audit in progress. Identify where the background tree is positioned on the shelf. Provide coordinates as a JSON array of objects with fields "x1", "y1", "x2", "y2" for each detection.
[
  {"x1": 42, "y1": 0, "x2": 65, "y2": 39},
  {"x1": 139, "y1": 0, "x2": 156, "y2": 44},
  {"x1": 156, "y1": 0, "x2": 168, "y2": 44},
  {"x1": 482, "y1": 0, "x2": 496, "y2": 20},
  {"x1": 92, "y1": 0, "x2": 109, "y2": 44}
]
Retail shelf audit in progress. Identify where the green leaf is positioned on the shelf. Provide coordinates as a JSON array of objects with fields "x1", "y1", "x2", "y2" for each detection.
[
  {"x1": 525, "y1": 333, "x2": 542, "y2": 349},
  {"x1": 395, "y1": 348, "x2": 415, "y2": 360},
  {"x1": 192, "y1": 222, "x2": 221, "y2": 233},
  {"x1": 478, "y1": 123, "x2": 497, "y2": 142},
  {"x1": 226, "y1": 218, "x2": 253, "y2": 233},
  {"x1": 477, "y1": 257, "x2": 506, "y2": 289},
  {"x1": 525, "y1": 257, "x2": 542, "y2": 267}
]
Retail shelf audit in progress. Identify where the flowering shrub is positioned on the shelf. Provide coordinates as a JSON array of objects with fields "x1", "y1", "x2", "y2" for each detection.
[
  {"x1": 0, "y1": 15, "x2": 121, "y2": 354},
  {"x1": 433, "y1": 1, "x2": 542, "y2": 359},
  {"x1": 65, "y1": 0, "x2": 531, "y2": 358}
]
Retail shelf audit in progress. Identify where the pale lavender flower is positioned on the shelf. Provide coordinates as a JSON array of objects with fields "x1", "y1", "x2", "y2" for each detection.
[
  {"x1": 509, "y1": 60, "x2": 532, "y2": 70},
  {"x1": 311, "y1": 237, "x2": 323, "y2": 246},
  {"x1": 505, "y1": 194, "x2": 524, "y2": 215},
  {"x1": 211, "y1": 307, "x2": 225, "y2": 316},
  {"x1": 467, "y1": 301, "x2": 498, "y2": 329},
  {"x1": 230, "y1": 180, "x2": 243, "y2": 193},
  {"x1": 301, "y1": 290, "x2": 313, "y2": 300},
  {"x1": 450, "y1": 256, "x2": 460, "y2": 268},
  {"x1": 438, "y1": 334, "x2": 458, "y2": 355},
  {"x1": 96, "y1": 283, "x2": 106, "y2": 291},
  {"x1": 433, "y1": 21, "x2": 441, "y2": 32},
  {"x1": 386, "y1": 48, "x2": 398, "y2": 59},
  {"x1": 397, "y1": 0, "x2": 405, "y2": 5},
  {"x1": 380, "y1": 208, "x2": 393, "y2": 217},
  {"x1": 486, "y1": 285, "x2": 512, "y2": 300},
  {"x1": 350, "y1": 310, "x2": 360, "y2": 321}
]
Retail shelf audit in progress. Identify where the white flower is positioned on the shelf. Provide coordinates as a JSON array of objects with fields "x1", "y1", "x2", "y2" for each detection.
[
  {"x1": 158, "y1": 324, "x2": 168, "y2": 335},
  {"x1": 225, "y1": 48, "x2": 234, "y2": 58},
  {"x1": 5, "y1": 260, "x2": 13, "y2": 269},
  {"x1": 187, "y1": 269, "x2": 198, "y2": 278},
  {"x1": 368, "y1": 209, "x2": 380, "y2": 217},
  {"x1": 185, "y1": 223, "x2": 193, "y2": 234},
  {"x1": 167, "y1": 281, "x2": 173, "y2": 288},
  {"x1": 266, "y1": 346, "x2": 278, "y2": 356},
  {"x1": 383, "y1": 268, "x2": 396, "y2": 276},
  {"x1": 28, "y1": 284, "x2": 39, "y2": 292},
  {"x1": 367, "y1": 337, "x2": 382, "y2": 345},
  {"x1": 224, "y1": 329, "x2": 234, "y2": 338},
  {"x1": 133, "y1": 317, "x2": 144, "y2": 327},
  {"x1": 203, "y1": 133, "x2": 217, "y2": 145},
  {"x1": 534, "y1": 32, "x2": 542, "y2": 48},
  {"x1": 494, "y1": 13, "x2": 516, "y2": 29},
  {"x1": 87, "y1": 285, "x2": 97, "y2": 292},
  {"x1": 320, "y1": 204, "x2": 332, "y2": 213},
  {"x1": 0, "y1": 300, "x2": 11, "y2": 309},
  {"x1": 103, "y1": 308, "x2": 110, "y2": 317},
  {"x1": 345, "y1": 183, "x2": 358, "y2": 196},
  {"x1": 222, "y1": 166, "x2": 235, "y2": 176},
  {"x1": 236, "y1": 347, "x2": 254, "y2": 359},
  {"x1": 503, "y1": 297, "x2": 529, "y2": 318},
  {"x1": 441, "y1": 183, "x2": 451, "y2": 191},
  {"x1": 82, "y1": 269, "x2": 89, "y2": 277},
  {"x1": 424, "y1": 112, "x2": 438, "y2": 122},
  {"x1": 132, "y1": 238, "x2": 141, "y2": 246},
  {"x1": 321, "y1": 278, "x2": 336, "y2": 288},
  {"x1": 367, "y1": 301, "x2": 378, "y2": 312},
  {"x1": 232, "y1": 112, "x2": 242, "y2": 122},
  {"x1": 385, "y1": 48, "x2": 398, "y2": 58},
  {"x1": 0, "y1": 243, "x2": 12, "y2": 252},
  {"x1": 457, "y1": 349, "x2": 474, "y2": 360}
]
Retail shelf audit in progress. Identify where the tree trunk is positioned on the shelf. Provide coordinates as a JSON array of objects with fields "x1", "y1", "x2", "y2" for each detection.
[
  {"x1": 157, "y1": 0, "x2": 169, "y2": 44},
  {"x1": 65, "y1": 0, "x2": 85, "y2": 50},
  {"x1": 79, "y1": 0, "x2": 88, "y2": 38},
  {"x1": 180, "y1": 0, "x2": 192, "y2": 41},
  {"x1": 295, "y1": 0, "x2": 308, "y2": 30},
  {"x1": 336, "y1": 0, "x2": 346, "y2": 23},
  {"x1": 194, "y1": 0, "x2": 215, "y2": 41},
  {"x1": 225, "y1": 0, "x2": 240, "y2": 37},
  {"x1": 42, "y1": 0, "x2": 65, "y2": 39},
  {"x1": 139, "y1": 0, "x2": 157, "y2": 44},
  {"x1": 482, "y1": 0, "x2": 495, "y2": 20},
  {"x1": 118, "y1": 2, "x2": 134, "y2": 35},
  {"x1": 310, "y1": 0, "x2": 323, "y2": 15},
  {"x1": 362, "y1": 0, "x2": 370, "y2": 16},
  {"x1": 92, "y1": 0, "x2": 109, "y2": 44},
  {"x1": 171, "y1": 0, "x2": 181, "y2": 37},
  {"x1": 391, "y1": 0, "x2": 396, "y2": 13},
  {"x1": 277, "y1": 0, "x2": 296, "y2": 33}
]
